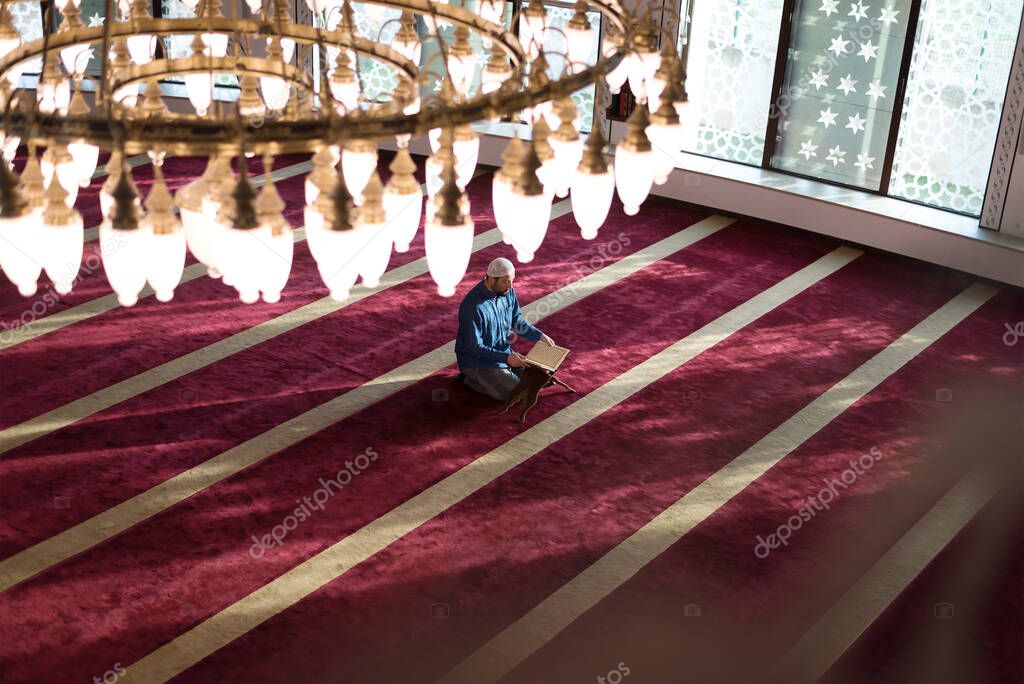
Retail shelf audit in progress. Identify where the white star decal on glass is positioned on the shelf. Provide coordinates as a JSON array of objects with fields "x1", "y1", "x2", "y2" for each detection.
[
  {"x1": 837, "y1": 74, "x2": 858, "y2": 96},
  {"x1": 855, "y1": 153, "x2": 875, "y2": 171},
  {"x1": 819, "y1": 0, "x2": 840, "y2": 16},
  {"x1": 818, "y1": 107, "x2": 839, "y2": 128},
  {"x1": 828, "y1": 35, "x2": 851, "y2": 57},
  {"x1": 827, "y1": 145, "x2": 847, "y2": 166},
  {"x1": 878, "y1": 7, "x2": 900, "y2": 25},
  {"x1": 867, "y1": 81, "x2": 887, "y2": 99},
  {"x1": 88, "y1": 13, "x2": 104, "y2": 27},
  {"x1": 848, "y1": 1, "x2": 870, "y2": 21},
  {"x1": 858, "y1": 41, "x2": 879, "y2": 61},
  {"x1": 799, "y1": 140, "x2": 820, "y2": 160},
  {"x1": 845, "y1": 112, "x2": 867, "y2": 134},
  {"x1": 809, "y1": 69, "x2": 829, "y2": 90}
]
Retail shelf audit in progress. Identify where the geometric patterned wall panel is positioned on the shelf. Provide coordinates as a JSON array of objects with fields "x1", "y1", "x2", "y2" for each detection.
[
  {"x1": 679, "y1": 0, "x2": 786, "y2": 165},
  {"x1": 889, "y1": 0, "x2": 1024, "y2": 215}
]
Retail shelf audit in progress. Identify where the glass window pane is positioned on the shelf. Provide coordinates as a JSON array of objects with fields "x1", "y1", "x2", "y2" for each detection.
[
  {"x1": 8, "y1": 0, "x2": 43, "y2": 75},
  {"x1": 678, "y1": 0, "x2": 786, "y2": 165},
  {"x1": 351, "y1": 2, "x2": 403, "y2": 103},
  {"x1": 313, "y1": 2, "x2": 515, "y2": 109},
  {"x1": 420, "y1": 1, "x2": 514, "y2": 100},
  {"x1": 888, "y1": 0, "x2": 1024, "y2": 215},
  {"x1": 162, "y1": 0, "x2": 195, "y2": 68},
  {"x1": 770, "y1": 0, "x2": 914, "y2": 190},
  {"x1": 161, "y1": 0, "x2": 237, "y2": 86},
  {"x1": 519, "y1": 3, "x2": 600, "y2": 133}
]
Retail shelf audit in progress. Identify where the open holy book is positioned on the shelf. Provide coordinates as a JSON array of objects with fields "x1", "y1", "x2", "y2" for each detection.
[{"x1": 523, "y1": 341, "x2": 571, "y2": 373}]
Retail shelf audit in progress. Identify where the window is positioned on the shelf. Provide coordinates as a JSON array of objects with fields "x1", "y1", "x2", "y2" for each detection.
[
  {"x1": 678, "y1": 0, "x2": 786, "y2": 164},
  {"x1": 8, "y1": 0, "x2": 43, "y2": 75},
  {"x1": 888, "y1": 0, "x2": 1024, "y2": 214},
  {"x1": 770, "y1": 0, "x2": 914, "y2": 191},
  {"x1": 676, "y1": 0, "x2": 1024, "y2": 218}
]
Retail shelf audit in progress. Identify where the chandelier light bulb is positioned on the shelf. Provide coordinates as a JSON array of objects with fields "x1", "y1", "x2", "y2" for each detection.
[
  {"x1": 519, "y1": 2, "x2": 548, "y2": 60},
  {"x1": 393, "y1": 11, "x2": 422, "y2": 64},
  {"x1": 647, "y1": 106, "x2": 684, "y2": 185},
  {"x1": 215, "y1": 167, "x2": 265, "y2": 303},
  {"x1": 60, "y1": 44, "x2": 93, "y2": 78},
  {"x1": 570, "y1": 126, "x2": 614, "y2": 239},
  {"x1": 481, "y1": 44, "x2": 513, "y2": 94},
  {"x1": 0, "y1": 210, "x2": 42, "y2": 295},
  {"x1": 253, "y1": 172, "x2": 293, "y2": 303},
  {"x1": 507, "y1": 141, "x2": 552, "y2": 263},
  {"x1": 101, "y1": 216, "x2": 149, "y2": 307},
  {"x1": 142, "y1": 169, "x2": 186, "y2": 303},
  {"x1": 1, "y1": 134, "x2": 20, "y2": 164},
  {"x1": 0, "y1": 160, "x2": 42, "y2": 296},
  {"x1": 36, "y1": 67, "x2": 70, "y2": 116},
  {"x1": 425, "y1": 210, "x2": 473, "y2": 297},
  {"x1": 126, "y1": 34, "x2": 156, "y2": 65},
  {"x1": 478, "y1": 0, "x2": 504, "y2": 27},
  {"x1": 67, "y1": 141, "x2": 100, "y2": 188},
  {"x1": 185, "y1": 72, "x2": 214, "y2": 116},
  {"x1": 310, "y1": 178, "x2": 363, "y2": 302},
  {"x1": 646, "y1": 48, "x2": 679, "y2": 115},
  {"x1": 549, "y1": 134, "x2": 583, "y2": 199},
  {"x1": 425, "y1": 151, "x2": 473, "y2": 297},
  {"x1": 447, "y1": 25, "x2": 477, "y2": 96},
  {"x1": 341, "y1": 140, "x2": 377, "y2": 205},
  {"x1": 178, "y1": 156, "x2": 230, "y2": 278},
  {"x1": 40, "y1": 180, "x2": 84, "y2": 295},
  {"x1": 564, "y1": 1, "x2": 593, "y2": 69},
  {"x1": 424, "y1": 205, "x2": 473, "y2": 283},
  {"x1": 492, "y1": 137, "x2": 523, "y2": 244},
  {"x1": 102, "y1": 166, "x2": 148, "y2": 313},
  {"x1": 353, "y1": 172, "x2": 393, "y2": 288},
  {"x1": 260, "y1": 76, "x2": 289, "y2": 112},
  {"x1": 113, "y1": 84, "x2": 139, "y2": 109},
  {"x1": 615, "y1": 106, "x2": 655, "y2": 215},
  {"x1": 383, "y1": 148, "x2": 423, "y2": 254},
  {"x1": 99, "y1": 152, "x2": 123, "y2": 219}
]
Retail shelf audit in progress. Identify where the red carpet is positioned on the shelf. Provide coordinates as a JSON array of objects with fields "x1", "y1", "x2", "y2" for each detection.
[{"x1": 0, "y1": 152, "x2": 1021, "y2": 684}]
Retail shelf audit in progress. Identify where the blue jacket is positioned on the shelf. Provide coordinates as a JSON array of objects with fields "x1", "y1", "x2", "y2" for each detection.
[{"x1": 455, "y1": 278, "x2": 543, "y2": 369}]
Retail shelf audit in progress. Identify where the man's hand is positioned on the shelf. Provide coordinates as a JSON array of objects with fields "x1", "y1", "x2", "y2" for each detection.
[
  {"x1": 540, "y1": 334, "x2": 555, "y2": 346},
  {"x1": 507, "y1": 352, "x2": 528, "y2": 368}
]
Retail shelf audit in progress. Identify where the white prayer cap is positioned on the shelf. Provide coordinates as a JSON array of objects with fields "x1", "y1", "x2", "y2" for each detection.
[{"x1": 486, "y1": 257, "x2": 515, "y2": 278}]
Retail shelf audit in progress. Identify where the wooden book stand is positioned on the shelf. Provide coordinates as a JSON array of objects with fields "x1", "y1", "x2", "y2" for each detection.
[{"x1": 500, "y1": 365, "x2": 577, "y2": 423}]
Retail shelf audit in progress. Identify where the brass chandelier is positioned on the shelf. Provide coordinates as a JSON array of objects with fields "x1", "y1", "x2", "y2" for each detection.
[{"x1": 0, "y1": 0, "x2": 687, "y2": 306}]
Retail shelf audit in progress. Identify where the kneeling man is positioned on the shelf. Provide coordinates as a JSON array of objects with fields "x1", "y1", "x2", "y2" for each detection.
[{"x1": 455, "y1": 257, "x2": 555, "y2": 401}]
